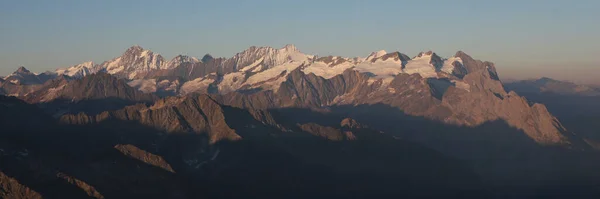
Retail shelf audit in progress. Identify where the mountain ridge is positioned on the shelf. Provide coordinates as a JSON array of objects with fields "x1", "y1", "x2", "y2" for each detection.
[{"x1": 1, "y1": 45, "x2": 575, "y2": 147}]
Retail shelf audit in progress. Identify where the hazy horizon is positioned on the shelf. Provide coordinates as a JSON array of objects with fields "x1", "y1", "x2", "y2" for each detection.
[{"x1": 1, "y1": 0, "x2": 598, "y2": 84}]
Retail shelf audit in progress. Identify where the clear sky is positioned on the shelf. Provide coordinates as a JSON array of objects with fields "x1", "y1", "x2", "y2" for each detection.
[{"x1": 1, "y1": 0, "x2": 598, "y2": 84}]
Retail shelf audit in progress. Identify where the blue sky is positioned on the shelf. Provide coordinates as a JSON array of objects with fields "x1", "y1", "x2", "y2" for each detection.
[{"x1": 1, "y1": 0, "x2": 598, "y2": 83}]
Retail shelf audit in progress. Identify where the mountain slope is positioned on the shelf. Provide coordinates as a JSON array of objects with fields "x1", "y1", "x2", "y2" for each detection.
[
  {"x1": 505, "y1": 77, "x2": 600, "y2": 96},
  {"x1": 505, "y1": 77, "x2": 600, "y2": 149},
  {"x1": 23, "y1": 72, "x2": 157, "y2": 115},
  {"x1": 96, "y1": 46, "x2": 169, "y2": 79},
  {"x1": 55, "y1": 61, "x2": 96, "y2": 79},
  {"x1": 60, "y1": 95, "x2": 241, "y2": 143},
  {"x1": 210, "y1": 50, "x2": 571, "y2": 146},
  {"x1": 53, "y1": 94, "x2": 488, "y2": 198},
  {"x1": 2, "y1": 67, "x2": 54, "y2": 85}
]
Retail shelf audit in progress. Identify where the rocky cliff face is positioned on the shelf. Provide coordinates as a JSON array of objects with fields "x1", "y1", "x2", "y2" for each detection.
[
  {"x1": 210, "y1": 51, "x2": 570, "y2": 146},
  {"x1": 61, "y1": 95, "x2": 240, "y2": 143},
  {"x1": 24, "y1": 72, "x2": 156, "y2": 103}
]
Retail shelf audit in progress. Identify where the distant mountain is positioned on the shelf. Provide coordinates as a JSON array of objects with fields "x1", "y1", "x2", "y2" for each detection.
[
  {"x1": 5, "y1": 45, "x2": 600, "y2": 197},
  {"x1": 0, "y1": 67, "x2": 58, "y2": 97},
  {"x1": 505, "y1": 77, "x2": 600, "y2": 96},
  {"x1": 23, "y1": 72, "x2": 157, "y2": 115},
  {"x1": 505, "y1": 77, "x2": 600, "y2": 149},
  {"x1": 55, "y1": 61, "x2": 95, "y2": 78},
  {"x1": 1, "y1": 45, "x2": 574, "y2": 147},
  {"x1": 95, "y1": 45, "x2": 173, "y2": 79},
  {"x1": 2, "y1": 66, "x2": 54, "y2": 85}
]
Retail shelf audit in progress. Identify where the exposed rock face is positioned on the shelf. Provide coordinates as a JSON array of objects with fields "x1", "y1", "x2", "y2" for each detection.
[
  {"x1": 60, "y1": 95, "x2": 240, "y2": 143},
  {"x1": 2, "y1": 95, "x2": 496, "y2": 198},
  {"x1": 0, "y1": 171, "x2": 43, "y2": 199},
  {"x1": 0, "y1": 170, "x2": 43, "y2": 199},
  {"x1": 165, "y1": 55, "x2": 200, "y2": 71},
  {"x1": 340, "y1": 118, "x2": 366, "y2": 129},
  {"x1": 0, "y1": 44, "x2": 572, "y2": 147},
  {"x1": 97, "y1": 46, "x2": 168, "y2": 79},
  {"x1": 0, "y1": 82, "x2": 45, "y2": 97},
  {"x1": 114, "y1": 144, "x2": 175, "y2": 173},
  {"x1": 210, "y1": 51, "x2": 571, "y2": 146},
  {"x1": 24, "y1": 72, "x2": 156, "y2": 103}
]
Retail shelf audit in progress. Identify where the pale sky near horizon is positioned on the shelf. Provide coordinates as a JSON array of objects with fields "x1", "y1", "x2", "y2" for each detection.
[{"x1": 1, "y1": 0, "x2": 598, "y2": 84}]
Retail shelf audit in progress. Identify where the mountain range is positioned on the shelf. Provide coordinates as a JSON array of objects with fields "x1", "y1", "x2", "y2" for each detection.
[{"x1": 2, "y1": 45, "x2": 600, "y2": 198}]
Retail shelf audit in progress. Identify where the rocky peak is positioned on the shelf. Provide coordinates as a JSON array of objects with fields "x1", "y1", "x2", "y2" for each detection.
[
  {"x1": 166, "y1": 55, "x2": 200, "y2": 69},
  {"x1": 229, "y1": 44, "x2": 311, "y2": 71},
  {"x1": 201, "y1": 54, "x2": 215, "y2": 63},
  {"x1": 78, "y1": 61, "x2": 94, "y2": 68},
  {"x1": 417, "y1": 51, "x2": 434, "y2": 57},
  {"x1": 15, "y1": 66, "x2": 32, "y2": 74},
  {"x1": 453, "y1": 51, "x2": 498, "y2": 79},
  {"x1": 175, "y1": 55, "x2": 200, "y2": 63},
  {"x1": 366, "y1": 50, "x2": 388, "y2": 61},
  {"x1": 377, "y1": 52, "x2": 411, "y2": 62},
  {"x1": 281, "y1": 44, "x2": 299, "y2": 52},
  {"x1": 97, "y1": 45, "x2": 167, "y2": 78},
  {"x1": 125, "y1": 45, "x2": 145, "y2": 55},
  {"x1": 55, "y1": 61, "x2": 95, "y2": 78},
  {"x1": 454, "y1": 51, "x2": 469, "y2": 59}
]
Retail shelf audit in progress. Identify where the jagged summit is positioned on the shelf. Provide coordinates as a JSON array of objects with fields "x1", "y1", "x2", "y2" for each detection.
[
  {"x1": 281, "y1": 44, "x2": 299, "y2": 52},
  {"x1": 125, "y1": 45, "x2": 145, "y2": 54},
  {"x1": 55, "y1": 61, "x2": 95, "y2": 78},
  {"x1": 366, "y1": 50, "x2": 388, "y2": 60},
  {"x1": 15, "y1": 66, "x2": 31, "y2": 74},
  {"x1": 454, "y1": 50, "x2": 470, "y2": 58},
  {"x1": 416, "y1": 51, "x2": 434, "y2": 57}
]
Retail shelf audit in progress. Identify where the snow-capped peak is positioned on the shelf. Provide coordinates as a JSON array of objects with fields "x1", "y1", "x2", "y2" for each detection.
[
  {"x1": 126, "y1": 45, "x2": 145, "y2": 54},
  {"x1": 55, "y1": 61, "x2": 95, "y2": 78},
  {"x1": 366, "y1": 50, "x2": 388, "y2": 61},
  {"x1": 165, "y1": 55, "x2": 201, "y2": 69},
  {"x1": 97, "y1": 45, "x2": 166, "y2": 78},
  {"x1": 281, "y1": 44, "x2": 299, "y2": 52},
  {"x1": 231, "y1": 44, "x2": 313, "y2": 71}
]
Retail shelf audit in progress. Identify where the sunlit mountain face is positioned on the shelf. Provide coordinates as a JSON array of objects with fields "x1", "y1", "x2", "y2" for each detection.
[{"x1": 2, "y1": 45, "x2": 600, "y2": 198}]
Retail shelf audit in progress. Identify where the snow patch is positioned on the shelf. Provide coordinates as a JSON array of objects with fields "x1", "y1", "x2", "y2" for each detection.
[
  {"x1": 240, "y1": 57, "x2": 264, "y2": 72},
  {"x1": 354, "y1": 59, "x2": 403, "y2": 86},
  {"x1": 403, "y1": 55, "x2": 438, "y2": 78},
  {"x1": 127, "y1": 79, "x2": 157, "y2": 93},
  {"x1": 56, "y1": 61, "x2": 94, "y2": 78},
  {"x1": 107, "y1": 65, "x2": 125, "y2": 74},
  {"x1": 180, "y1": 77, "x2": 214, "y2": 95},
  {"x1": 441, "y1": 57, "x2": 463, "y2": 74},
  {"x1": 302, "y1": 61, "x2": 354, "y2": 79},
  {"x1": 140, "y1": 50, "x2": 150, "y2": 58},
  {"x1": 366, "y1": 50, "x2": 388, "y2": 61},
  {"x1": 245, "y1": 61, "x2": 304, "y2": 91},
  {"x1": 218, "y1": 72, "x2": 246, "y2": 94}
]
